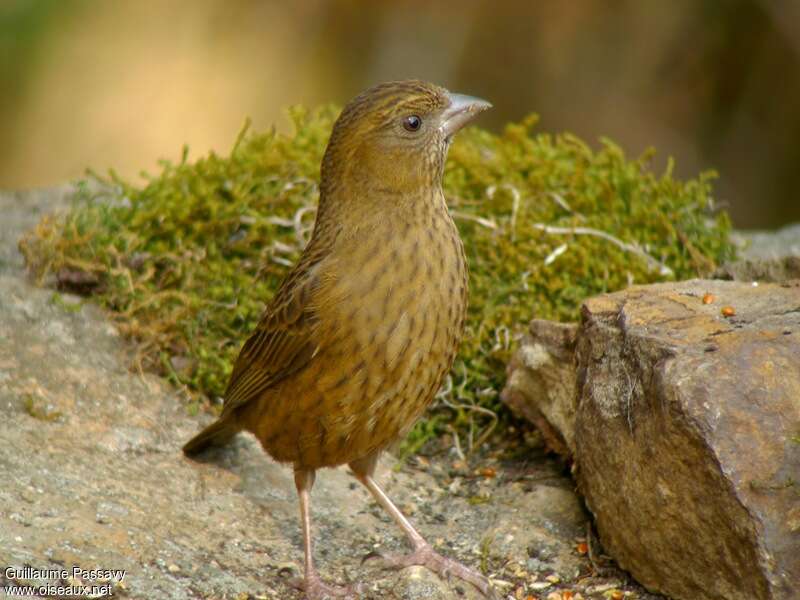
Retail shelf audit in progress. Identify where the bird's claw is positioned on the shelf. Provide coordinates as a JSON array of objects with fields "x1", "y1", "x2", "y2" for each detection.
[{"x1": 367, "y1": 543, "x2": 499, "y2": 599}]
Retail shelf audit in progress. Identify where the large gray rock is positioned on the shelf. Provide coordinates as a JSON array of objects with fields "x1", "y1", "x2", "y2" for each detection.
[
  {"x1": 575, "y1": 279, "x2": 800, "y2": 600},
  {"x1": 734, "y1": 223, "x2": 800, "y2": 261},
  {"x1": 717, "y1": 223, "x2": 800, "y2": 282}
]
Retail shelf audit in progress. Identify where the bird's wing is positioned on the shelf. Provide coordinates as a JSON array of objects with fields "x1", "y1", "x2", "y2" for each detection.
[{"x1": 220, "y1": 254, "x2": 329, "y2": 416}]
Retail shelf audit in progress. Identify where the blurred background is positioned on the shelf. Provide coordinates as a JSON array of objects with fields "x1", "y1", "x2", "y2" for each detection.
[{"x1": 1, "y1": 0, "x2": 798, "y2": 228}]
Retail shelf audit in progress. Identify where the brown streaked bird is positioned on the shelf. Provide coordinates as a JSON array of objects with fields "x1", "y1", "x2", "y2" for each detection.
[{"x1": 183, "y1": 80, "x2": 494, "y2": 599}]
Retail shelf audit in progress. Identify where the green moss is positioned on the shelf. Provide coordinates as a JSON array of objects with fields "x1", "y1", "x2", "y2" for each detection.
[
  {"x1": 19, "y1": 107, "x2": 735, "y2": 450},
  {"x1": 22, "y1": 394, "x2": 62, "y2": 422}
]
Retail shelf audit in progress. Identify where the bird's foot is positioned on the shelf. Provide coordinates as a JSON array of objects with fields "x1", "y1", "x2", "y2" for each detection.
[
  {"x1": 363, "y1": 544, "x2": 498, "y2": 599},
  {"x1": 289, "y1": 574, "x2": 363, "y2": 600}
]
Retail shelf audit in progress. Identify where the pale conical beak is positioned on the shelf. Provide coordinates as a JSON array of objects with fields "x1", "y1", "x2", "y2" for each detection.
[{"x1": 440, "y1": 92, "x2": 492, "y2": 140}]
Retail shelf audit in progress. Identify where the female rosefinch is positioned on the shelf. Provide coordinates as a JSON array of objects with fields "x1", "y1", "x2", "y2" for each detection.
[{"x1": 184, "y1": 80, "x2": 493, "y2": 599}]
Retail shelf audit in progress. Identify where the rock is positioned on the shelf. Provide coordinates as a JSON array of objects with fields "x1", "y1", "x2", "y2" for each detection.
[
  {"x1": 717, "y1": 224, "x2": 800, "y2": 282},
  {"x1": 575, "y1": 279, "x2": 800, "y2": 600},
  {"x1": 501, "y1": 319, "x2": 578, "y2": 457},
  {"x1": 715, "y1": 255, "x2": 800, "y2": 283},
  {"x1": 393, "y1": 566, "x2": 467, "y2": 599},
  {"x1": 734, "y1": 223, "x2": 800, "y2": 261}
]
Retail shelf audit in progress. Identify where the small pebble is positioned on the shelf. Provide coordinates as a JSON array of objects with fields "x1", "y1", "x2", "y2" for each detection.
[
  {"x1": 531, "y1": 581, "x2": 552, "y2": 590},
  {"x1": 721, "y1": 306, "x2": 736, "y2": 317}
]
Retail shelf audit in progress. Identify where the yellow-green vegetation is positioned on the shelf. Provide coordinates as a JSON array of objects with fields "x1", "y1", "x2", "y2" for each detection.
[
  {"x1": 19, "y1": 106, "x2": 735, "y2": 450},
  {"x1": 22, "y1": 394, "x2": 62, "y2": 422}
]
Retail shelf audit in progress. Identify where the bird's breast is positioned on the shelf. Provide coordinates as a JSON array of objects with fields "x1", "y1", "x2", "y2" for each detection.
[
  {"x1": 316, "y1": 209, "x2": 467, "y2": 452},
  {"x1": 326, "y1": 208, "x2": 467, "y2": 365},
  {"x1": 255, "y1": 204, "x2": 468, "y2": 469}
]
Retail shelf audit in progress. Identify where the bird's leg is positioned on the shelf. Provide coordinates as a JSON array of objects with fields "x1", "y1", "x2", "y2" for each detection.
[
  {"x1": 349, "y1": 456, "x2": 498, "y2": 600},
  {"x1": 293, "y1": 469, "x2": 362, "y2": 600}
]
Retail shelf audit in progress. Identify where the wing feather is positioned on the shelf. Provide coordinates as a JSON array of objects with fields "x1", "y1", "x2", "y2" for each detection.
[{"x1": 221, "y1": 245, "x2": 332, "y2": 416}]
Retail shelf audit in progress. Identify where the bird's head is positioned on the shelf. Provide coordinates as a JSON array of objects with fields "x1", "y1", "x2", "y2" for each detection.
[{"x1": 320, "y1": 80, "x2": 491, "y2": 200}]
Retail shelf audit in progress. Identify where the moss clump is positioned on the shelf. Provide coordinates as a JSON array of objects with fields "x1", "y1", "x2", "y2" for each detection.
[{"x1": 19, "y1": 107, "x2": 735, "y2": 449}]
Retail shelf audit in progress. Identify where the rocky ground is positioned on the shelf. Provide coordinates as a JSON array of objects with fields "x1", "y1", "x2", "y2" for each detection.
[{"x1": 0, "y1": 186, "x2": 663, "y2": 600}]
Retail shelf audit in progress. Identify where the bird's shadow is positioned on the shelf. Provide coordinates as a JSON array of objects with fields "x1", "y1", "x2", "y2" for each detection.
[{"x1": 186, "y1": 431, "x2": 303, "y2": 507}]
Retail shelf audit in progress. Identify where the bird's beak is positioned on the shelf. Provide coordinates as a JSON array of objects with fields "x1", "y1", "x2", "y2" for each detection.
[{"x1": 440, "y1": 92, "x2": 492, "y2": 141}]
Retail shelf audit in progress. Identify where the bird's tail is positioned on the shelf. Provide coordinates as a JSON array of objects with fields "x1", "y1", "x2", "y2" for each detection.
[{"x1": 182, "y1": 418, "x2": 241, "y2": 457}]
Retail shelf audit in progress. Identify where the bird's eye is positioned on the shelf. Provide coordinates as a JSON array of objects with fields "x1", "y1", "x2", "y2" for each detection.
[{"x1": 402, "y1": 115, "x2": 422, "y2": 132}]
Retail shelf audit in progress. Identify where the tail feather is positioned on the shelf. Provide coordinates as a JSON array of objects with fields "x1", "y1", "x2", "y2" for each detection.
[{"x1": 182, "y1": 418, "x2": 240, "y2": 457}]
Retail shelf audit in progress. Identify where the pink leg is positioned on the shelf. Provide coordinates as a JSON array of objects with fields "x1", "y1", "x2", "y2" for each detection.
[
  {"x1": 294, "y1": 469, "x2": 363, "y2": 600},
  {"x1": 349, "y1": 455, "x2": 498, "y2": 599}
]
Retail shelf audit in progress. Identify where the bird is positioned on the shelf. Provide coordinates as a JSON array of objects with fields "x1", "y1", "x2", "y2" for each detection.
[{"x1": 183, "y1": 80, "x2": 494, "y2": 600}]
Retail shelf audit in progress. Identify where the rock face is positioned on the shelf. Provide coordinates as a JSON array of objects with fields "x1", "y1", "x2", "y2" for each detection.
[
  {"x1": 717, "y1": 224, "x2": 800, "y2": 282},
  {"x1": 733, "y1": 223, "x2": 800, "y2": 261},
  {"x1": 501, "y1": 319, "x2": 578, "y2": 457},
  {"x1": 576, "y1": 279, "x2": 800, "y2": 600}
]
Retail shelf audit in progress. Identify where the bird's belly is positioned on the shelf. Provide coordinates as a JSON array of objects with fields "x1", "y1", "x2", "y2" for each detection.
[{"x1": 248, "y1": 218, "x2": 467, "y2": 469}]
